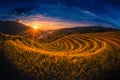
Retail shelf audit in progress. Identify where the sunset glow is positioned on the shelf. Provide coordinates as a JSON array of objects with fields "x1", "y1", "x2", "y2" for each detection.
[
  {"x1": 21, "y1": 15, "x2": 98, "y2": 30},
  {"x1": 33, "y1": 25, "x2": 39, "y2": 30},
  {"x1": 0, "y1": 0, "x2": 120, "y2": 79}
]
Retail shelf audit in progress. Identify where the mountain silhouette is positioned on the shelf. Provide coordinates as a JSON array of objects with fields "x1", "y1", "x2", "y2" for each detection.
[{"x1": 0, "y1": 21, "x2": 31, "y2": 35}]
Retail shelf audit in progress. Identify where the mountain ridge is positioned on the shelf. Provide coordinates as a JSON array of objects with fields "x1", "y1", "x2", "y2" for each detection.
[
  {"x1": 0, "y1": 21, "x2": 31, "y2": 35},
  {"x1": 0, "y1": 21, "x2": 119, "y2": 37}
]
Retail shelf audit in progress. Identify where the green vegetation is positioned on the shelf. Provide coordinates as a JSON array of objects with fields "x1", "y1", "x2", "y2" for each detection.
[{"x1": 0, "y1": 31, "x2": 120, "y2": 80}]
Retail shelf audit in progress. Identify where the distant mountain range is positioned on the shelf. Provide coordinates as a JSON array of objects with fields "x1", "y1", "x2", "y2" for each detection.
[
  {"x1": 39, "y1": 26, "x2": 120, "y2": 42},
  {"x1": 0, "y1": 21, "x2": 119, "y2": 37},
  {"x1": 51, "y1": 26, "x2": 119, "y2": 36}
]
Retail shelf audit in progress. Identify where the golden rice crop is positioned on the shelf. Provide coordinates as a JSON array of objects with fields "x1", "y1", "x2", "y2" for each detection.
[{"x1": 3, "y1": 31, "x2": 120, "y2": 80}]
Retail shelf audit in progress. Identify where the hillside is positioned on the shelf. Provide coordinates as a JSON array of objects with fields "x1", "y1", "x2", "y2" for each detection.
[
  {"x1": 40, "y1": 26, "x2": 120, "y2": 42},
  {"x1": 0, "y1": 23, "x2": 120, "y2": 80},
  {"x1": 0, "y1": 31, "x2": 120, "y2": 80},
  {"x1": 0, "y1": 21, "x2": 31, "y2": 35},
  {"x1": 52, "y1": 26, "x2": 119, "y2": 35}
]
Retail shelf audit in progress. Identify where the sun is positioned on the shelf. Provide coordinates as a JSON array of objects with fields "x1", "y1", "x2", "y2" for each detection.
[{"x1": 33, "y1": 25, "x2": 39, "y2": 30}]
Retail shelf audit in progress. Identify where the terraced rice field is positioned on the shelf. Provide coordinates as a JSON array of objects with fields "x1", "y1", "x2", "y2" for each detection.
[{"x1": 3, "y1": 31, "x2": 120, "y2": 80}]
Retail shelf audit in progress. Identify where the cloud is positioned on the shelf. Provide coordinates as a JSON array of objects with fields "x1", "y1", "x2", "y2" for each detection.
[
  {"x1": 81, "y1": 10, "x2": 96, "y2": 16},
  {"x1": 20, "y1": 14, "x2": 94, "y2": 30},
  {"x1": 0, "y1": 0, "x2": 118, "y2": 29},
  {"x1": 9, "y1": 6, "x2": 37, "y2": 15}
]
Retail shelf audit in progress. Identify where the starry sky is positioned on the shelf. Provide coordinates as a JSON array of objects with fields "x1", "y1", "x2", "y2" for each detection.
[{"x1": 0, "y1": 0, "x2": 120, "y2": 30}]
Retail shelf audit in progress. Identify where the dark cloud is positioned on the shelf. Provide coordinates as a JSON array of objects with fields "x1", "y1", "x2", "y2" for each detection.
[{"x1": 9, "y1": 6, "x2": 37, "y2": 15}]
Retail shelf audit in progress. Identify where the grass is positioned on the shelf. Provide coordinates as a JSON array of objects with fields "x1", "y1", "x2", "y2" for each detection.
[{"x1": 1, "y1": 31, "x2": 120, "y2": 80}]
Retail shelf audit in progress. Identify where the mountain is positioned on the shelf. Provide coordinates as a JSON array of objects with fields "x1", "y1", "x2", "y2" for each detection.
[
  {"x1": 0, "y1": 21, "x2": 119, "y2": 40},
  {"x1": 39, "y1": 26, "x2": 120, "y2": 42},
  {"x1": 52, "y1": 26, "x2": 119, "y2": 35},
  {"x1": 0, "y1": 21, "x2": 31, "y2": 35}
]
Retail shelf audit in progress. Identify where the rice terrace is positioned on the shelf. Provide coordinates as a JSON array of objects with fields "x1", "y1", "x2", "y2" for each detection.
[
  {"x1": 0, "y1": 0, "x2": 120, "y2": 80},
  {"x1": 0, "y1": 26, "x2": 120, "y2": 80}
]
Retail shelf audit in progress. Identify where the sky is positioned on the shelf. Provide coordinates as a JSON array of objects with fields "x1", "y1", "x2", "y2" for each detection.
[{"x1": 0, "y1": 0, "x2": 120, "y2": 30}]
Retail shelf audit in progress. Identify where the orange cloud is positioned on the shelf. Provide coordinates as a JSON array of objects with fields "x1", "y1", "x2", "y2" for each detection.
[{"x1": 21, "y1": 15, "x2": 94, "y2": 30}]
